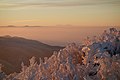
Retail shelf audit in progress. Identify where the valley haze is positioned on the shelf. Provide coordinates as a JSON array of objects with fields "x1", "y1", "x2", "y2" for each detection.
[{"x1": 0, "y1": 26, "x2": 119, "y2": 46}]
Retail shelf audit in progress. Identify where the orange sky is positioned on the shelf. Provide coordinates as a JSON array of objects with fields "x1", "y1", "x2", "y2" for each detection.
[{"x1": 0, "y1": 0, "x2": 120, "y2": 26}]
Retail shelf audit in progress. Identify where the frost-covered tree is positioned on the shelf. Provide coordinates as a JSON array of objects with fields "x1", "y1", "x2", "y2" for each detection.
[{"x1": 1, "y1": 28, "x2": 120, "y2": 80}]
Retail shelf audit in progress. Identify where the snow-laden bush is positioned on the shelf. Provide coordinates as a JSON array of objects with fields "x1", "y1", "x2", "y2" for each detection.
[{"x1": 1, "y1": 28, "x2": 120, "y2": 80}]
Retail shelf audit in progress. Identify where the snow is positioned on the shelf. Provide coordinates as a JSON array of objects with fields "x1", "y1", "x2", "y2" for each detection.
[{"x1": 0, "y1": 27, "x2": 120, "y2": 80}]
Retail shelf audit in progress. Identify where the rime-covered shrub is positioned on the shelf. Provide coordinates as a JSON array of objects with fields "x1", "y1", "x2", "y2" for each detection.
[{"x1": 1, "y1": 28, "x2": 120, "y2": 80}]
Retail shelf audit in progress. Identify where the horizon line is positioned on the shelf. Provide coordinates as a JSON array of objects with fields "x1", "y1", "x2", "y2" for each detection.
[{"x1": 0, "y1": 25, "x2": 120, "y2": 28}]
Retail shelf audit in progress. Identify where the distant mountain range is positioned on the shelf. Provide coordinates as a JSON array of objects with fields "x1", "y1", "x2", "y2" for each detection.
[
  {"x1": 0, "y1": 36, "x2": 62, "y2": 74},
  {"x1": 0, "y1": 25, "x2": 120, "y2": 28},
  {"x1": 0, "y1": 25, "x2": 45, "y2": 28}
]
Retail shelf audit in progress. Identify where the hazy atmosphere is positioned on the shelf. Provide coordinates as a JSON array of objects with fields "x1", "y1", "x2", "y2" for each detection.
[
  {"x1": 0, "y1": 26, "x2": 119, "y2": 46},
  {"x1": 0, "y1": 0, "x2": 120, "y2": 80},
  {"x1": 0, "y1": 0, "x2": 120, "y2": 26},
  {"x1": 0, "y1": 0, "x2": 120, "y2": 46}
]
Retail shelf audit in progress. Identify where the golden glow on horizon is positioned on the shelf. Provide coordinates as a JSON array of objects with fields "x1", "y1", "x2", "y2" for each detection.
[{"x1": 0, "y1": 0, "x2": 120, "y2": 26}]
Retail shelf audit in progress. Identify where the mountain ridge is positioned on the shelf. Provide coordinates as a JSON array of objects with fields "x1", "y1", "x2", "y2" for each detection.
[{"x1": 0, "y1": 36, "x2": 62, "y2": 74}]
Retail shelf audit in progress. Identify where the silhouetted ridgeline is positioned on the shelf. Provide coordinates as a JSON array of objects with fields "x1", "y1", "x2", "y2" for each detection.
[{"x1": 0, "y1": 36, "x2": 62, "y2": 74}]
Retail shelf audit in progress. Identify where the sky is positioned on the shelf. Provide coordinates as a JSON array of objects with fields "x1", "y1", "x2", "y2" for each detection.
[{"x1": 0, "y1": 0, "x2": 120, "y2": 26}]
